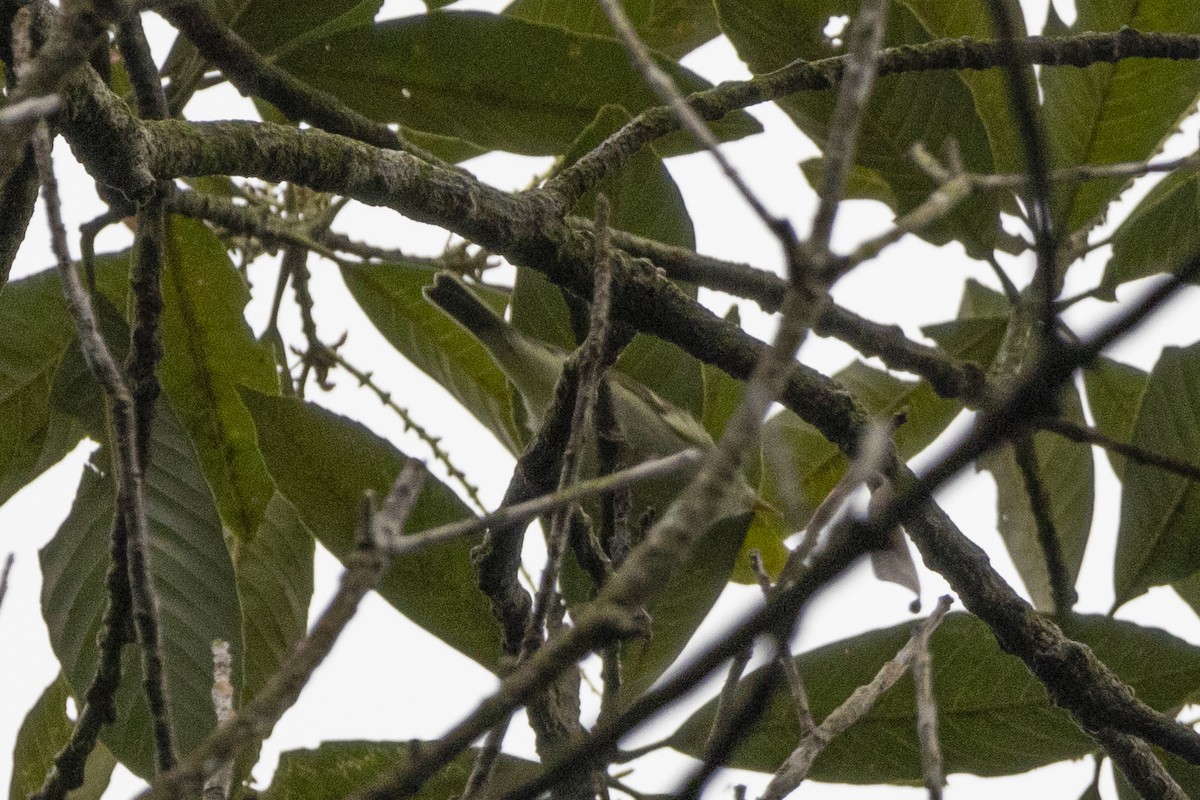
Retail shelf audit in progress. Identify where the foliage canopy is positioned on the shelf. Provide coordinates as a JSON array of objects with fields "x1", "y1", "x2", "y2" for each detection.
[{"x1": 7, "y1": 0, "x2": 1200, "y2": 799}]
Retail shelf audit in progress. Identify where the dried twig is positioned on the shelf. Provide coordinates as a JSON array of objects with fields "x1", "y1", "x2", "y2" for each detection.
[
  {"x1": 760, "y1": 596, "x2": 953, "y2": 800},
  {"x1": 201, "y1": 641, "x2": 235, "y2": 800},
  {"x1": 912, "y1": 607, "x2": 944, "y2": 800},
  {"x1": 392, "y1": 449, "x2": 701, "y2": 557},
  {"x1": 749, "y1": 551, "x2": 813, "y2": 737},
  {"x1": 0, "y1": 553, "x2": 13, "y2": 613}
]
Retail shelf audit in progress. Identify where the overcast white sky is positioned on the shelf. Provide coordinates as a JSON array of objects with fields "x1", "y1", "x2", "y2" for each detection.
[{"x1": 7, "y1": 1, "x2": 1200, "y2": 798}]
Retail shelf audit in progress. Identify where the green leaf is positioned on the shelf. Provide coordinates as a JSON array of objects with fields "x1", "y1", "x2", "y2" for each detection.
[
  {"x1": 799, "y1": 158, "x2": 897, "y2": 209},
  {"x1": 957, "y1": 278, "x2": 1011, "y2": 319},
  {"x1": 1082, "y1": 356, "x2": 1149, "y2": 480},
  {"x1": 8, "y1": 677, "x2": 116, "y2": 800},
  {"x1": 511, "y1": 104, "x2": 704, "y2": 420},
  {"x1": 0, "y1": 269, "x2": 86, "y2": 508},
  {"x1": 161, "y1": 0, "x2": 385, "y2": 115},
  {"x1": 621, "y1": 513, "x2": 752, "y2": 700},
  {"x1": 235, "y1": 493, "x2": 315, "y2": 701},
  {"x1": 241, "y1": 390, "x2": 504, "y2": 670},
  {"x1": 262, "y1": 741, "x2": 541, "y2": 800},
  {"x1": 1113, "y1": 343, "x2": 1200, "y2": 607},
  {"x1": 922, "y1": 279, "x2": 1012, "y2": 366},
  {"x1": 157, "y1": 215, "x2": 279, "y2": 540},
  {"x1": 700, "y1": 306, "x2": 746, "y2": 442},
  {"x1": 976, "y1": 384, "x2": 1094, "y2": 612},
  {"x1": 274, "y1": 12, "x2": 761, "y2": 156},
  {"x1": 229, "y1": 0, "x2": 382, "y2": 56},
  {"x1": 1041, "y1": 1, "x2": 1200, "y2": 232},
  {"x1": 503, "y1": 0, "x2": 720, "y2": 58},
  {"x1": 673, "y1": 614, "x2": 1200, "y2": 782},
  {"x1": 340, "y1": 261, "x2": 523, "y2": 453},
  {"x1": 897, "y1": 0, "x2": 1028, "y2": 175},
  {"x1": 1101, "y1": 171, "x2": 1200, "y2": 297},
  {"x1": 715, "y1": 0, "x2": 999, "y2": 256},
  {"x1": 40, "y1": 401, "x2": 242, "y2": 778}
]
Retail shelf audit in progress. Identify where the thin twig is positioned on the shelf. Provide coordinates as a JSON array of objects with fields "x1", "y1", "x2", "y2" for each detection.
[
  {"x1": 706, "y1": 642, "x2": 755, "y2": 746},
  {"x1": 912, "y1": 607, "x2": 944, "y2": 800},
  {"x1": 32, "y1": 112, "x2": 178, "y2": 773},
  {"x1": 749, "y1": 551, "x2": 814, "y2": 737},
  {"x1": 137, "y1": 462, "x2": 427, "y2": 800},
  {"x1": 679, "y1": 650, "x2": 783, "y2": 800},
  {"x1": 808, "y1": 0, "x2": 888, "y2": 257},
  {"x1": 462, "y1": 714, "x2": 512, "y2": 800},
  {"x1": 983, "y1": 0, "x2": 1059, "y2": 343},
  {"x1": 488, "y1": 520, "x2": 880, "y2": 800},
  {"x1": 595, "y1": 0, "x2": 792, "y2": 253},
  {"x1": 1041, "y1": 418, "x2": 1200, "y2": 482},
  {"x1": 1011, "y1": 436, "x2": 1077, "y2": 615},
  {"x1": 760, "y1": 596, "x2": 953, "y2": 800},
  {"x1": 0, "y1": 553, "x2": 13, "y2": 613},
  {"x1": 390, "y1": 449, "x2": 702, "y2": 557}
]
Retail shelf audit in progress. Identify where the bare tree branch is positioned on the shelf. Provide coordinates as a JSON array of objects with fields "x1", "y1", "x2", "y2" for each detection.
[{"x1": 760, "y1": 596, "x2": 953, "y2": 800}]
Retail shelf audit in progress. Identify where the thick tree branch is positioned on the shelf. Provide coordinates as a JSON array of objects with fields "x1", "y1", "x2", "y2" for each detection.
[{"x1": 157, "y1": 0, "x2": 454, "y2": 169}]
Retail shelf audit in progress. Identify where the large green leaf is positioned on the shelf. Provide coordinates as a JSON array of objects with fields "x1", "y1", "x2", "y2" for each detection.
[
  {"x1": 241, "y1": 390, "x2": 504, "y2": 669},
  {"x1": 922, "y1": 279, "x2": 1012, "y2": 366},
  {"x1": 1082, "y1": 356, "x2": 1148, "y2": 480},
  {"x1": 897, "y1": 0, "x2": 1027, "y2": 175},
  {"x1": 340, "y1": 261, "x2": 522, "y2": 453},
  {"x1": 8, "y1": 677, "x2": 116, "y2": 800},
  {"x1": 512, "y1": 104, "x2": 704, "y2": 420},
  {"x1": 1041, "y1": 1, "x2": 1200, "y2": 233},
  {"x1": 274, "y1": 12, "x2": 761, "y2": 156},
  {"x1": 977, "y1": 385, "x2": 1093, "y2": 612},
  {"x1": 234, "y1": 493, "x2": 315, "y2": 701},
  {"x1": 0, "y1": 269, "x2": 86, "y2": 508},
  {"x1": 226, "y1": 0, "x2": 382, "y2": 59},
  {"x1": 1113, "y1": 343, "x2": 1200, "y2": 607},
  {"x1": 700, "y1": 306, "x2": 747, "y2": 443},
  {"x1": 262, "y1": 741, "x2": 541, "y2": 800},
  {"x1": 40, "y1": 402, "x2": 242, "y2": 778},
  {"x1": 156, "y1": 215, "x2": 279, "y2": 541},
  {"x1": 716, "y1": 0, "x2": 999, "y2": 256},
  {"x1": 1100, "y1": 171, "x2": 1200, "y2": 297},
  {"x1": 503, "y1": 0, "x2": 720, "y2": 58},
  {"x1": 621, "y1": 513, "x2": 752, "y2": 701},
  {"x1": 161, "y1": 0, "x2": 383, "y2": 95},
  {"x1": 673, "y1": 614, "x2": 1200, "y2": 783}
]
